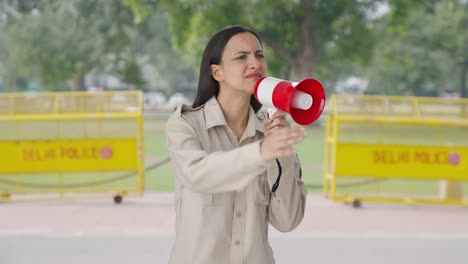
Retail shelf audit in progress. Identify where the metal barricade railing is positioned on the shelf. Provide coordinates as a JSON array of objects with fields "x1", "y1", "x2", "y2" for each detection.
[
  {"x1": 0, "y1": 91, "x2": 145, "y2": 203},
  {"x1": 324, "y1": 94, "x2": 468, "y2": 207}
]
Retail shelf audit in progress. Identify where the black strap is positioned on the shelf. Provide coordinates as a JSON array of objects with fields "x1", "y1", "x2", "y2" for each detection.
[
  {"x1": 271, "y1": 156, "x2": 302, "y2": 192},
  {"x1": 271, "y1": 159, "x2": 282, "y2": 193}
]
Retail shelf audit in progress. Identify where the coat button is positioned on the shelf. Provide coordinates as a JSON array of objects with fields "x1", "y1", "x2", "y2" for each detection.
[
  {"x1": 236, "y1": 211, "x2": 242, "y2": 217},
  {"x1": 234, "y1": 240, "x2": 240, "y2": 246}
]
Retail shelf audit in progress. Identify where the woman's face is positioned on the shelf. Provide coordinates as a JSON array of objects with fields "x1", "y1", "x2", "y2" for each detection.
[{"x1": 211, "y1": 32, "x2": 267, "y2": 96}]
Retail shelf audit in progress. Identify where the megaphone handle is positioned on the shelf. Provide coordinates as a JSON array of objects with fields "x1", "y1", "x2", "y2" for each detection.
[{"x1": 266, "y1": 106, "x2": 277, "y2": 118}]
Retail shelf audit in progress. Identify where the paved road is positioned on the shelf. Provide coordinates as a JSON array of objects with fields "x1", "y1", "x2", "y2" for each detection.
[
  {"x1": 1, "y1": 231, "x2": 467, "y2": 264},
  {"x1": 1, "y1": 193, "x2": 468, "y2": 263}
]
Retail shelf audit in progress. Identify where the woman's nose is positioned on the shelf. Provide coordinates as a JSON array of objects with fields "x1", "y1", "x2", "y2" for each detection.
[{"x1": 249, "y1": 56, "x2": 261, "y2": 69}]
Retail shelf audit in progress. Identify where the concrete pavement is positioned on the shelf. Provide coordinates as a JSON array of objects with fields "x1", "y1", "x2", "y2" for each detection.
[{"x1": 1, "y1": 193, "x2": 468, "y2": 263}]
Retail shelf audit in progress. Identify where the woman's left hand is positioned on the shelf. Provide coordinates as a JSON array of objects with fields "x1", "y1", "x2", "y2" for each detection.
[{"x1": 262, "y1": 111, "x2": 291, "y2": 137}]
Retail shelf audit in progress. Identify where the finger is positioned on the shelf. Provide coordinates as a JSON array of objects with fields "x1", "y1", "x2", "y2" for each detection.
[
  {"x1": 267, "y1": 125, "x2": 285, "y2": 136},
  {"x1": 262, "y1": 118, "x2": 273, "y2": 132},
  {"x1": 289, "y1": 130, "x2": 306, "y2": 144},
  {"x1": 274, "y1": 147, "x2": 296, "y2": 158},
  {"x1": 262, "y1": 118, "x2": 273, "y2": 126},
  {"x1": 287, "y1": 135, "x2": 304, "y2": 145},
  {"x1": 289, "y1": 127, "x2": 306, "y2": 137},
  {"x1": 266, "y1": 118, "x2": 281, "y2": 130},
  {"x1": 285, "y1": 133, "x2": 304, "y2": 146},
  {"x1": 275, "y1": 126, "x2": 305, "y2": 138},
  {"x1": 268, "y1": 134, "x2": 301, "y2": 150},
  {"x1": 270, "y1": 110, "x2": 287, "y2": 120},
  {"x1": 266, "y1": 118, "x2": 290, "y2": 130},
  {"x1": 277, "y1": 119, "x2": 291, "y2": 128},
  {"x1": 275, "y1": 128, "x2": 305, "y2": 146}
]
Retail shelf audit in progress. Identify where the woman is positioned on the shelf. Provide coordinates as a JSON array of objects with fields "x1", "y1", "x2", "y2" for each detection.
[{"x1": 165, "y1": 25, "x2": 307, "y2": 264}]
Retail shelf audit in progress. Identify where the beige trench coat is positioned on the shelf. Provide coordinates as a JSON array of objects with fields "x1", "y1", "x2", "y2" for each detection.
[{"x1": 165, "y1": 96, "x2": 307, "y2": 264}]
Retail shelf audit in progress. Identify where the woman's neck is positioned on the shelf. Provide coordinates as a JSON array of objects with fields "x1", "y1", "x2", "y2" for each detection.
[{"x1": 217, "y1": 91, "x2": 251, "y2": 140}]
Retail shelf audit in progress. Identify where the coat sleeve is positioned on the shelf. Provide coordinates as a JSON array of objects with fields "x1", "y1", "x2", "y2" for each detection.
[
  {"x1": 165, "y1": 115, "x2": 267, "y2": 193},
  {"x1": 266, "y1": 155, "x2": 307, "y2": 232}
]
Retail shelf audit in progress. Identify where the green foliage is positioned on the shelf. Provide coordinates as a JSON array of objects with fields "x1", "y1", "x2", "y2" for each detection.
[
  {"x1": 140, "y1": 9, "x2": 197, "y2": 95},
  {"x1": 121, "y1": 59, "x2": 145, "y2": 88},
  {"x1": 366, "y1": 0, "x2": 465, "y2": 96},
  {"x1": 1, "y1": 0, "x2": 465, "y2": 96},
  {"x1": 161, "y1": 0, "x2": 385, "y2": 82},
  {"x1": 3, "y1": 0, "x2": 148, "y2": 90},
  {"x1": 1, "y1": 0, "x2": 195, "y2": 93},
  {"x1": 121, "y1": 0, "x2": 156, "y2": 24}
]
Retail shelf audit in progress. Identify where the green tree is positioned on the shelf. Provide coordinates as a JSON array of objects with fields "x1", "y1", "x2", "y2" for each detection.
[
  {"x1": 161, "y1": 0, "x2": 386, "y2": 85},
  {"x1": 0, "y1": 40, "x2": 17, "y2": 91},
  {"x1": 121, "y1": 0, "x2": 155, "y2": 24},
  {"x1": 141, "y1": 11, "x2": 197, "y2": 96},
  {"x1": 366, "y1": 0, "x2": 466, "y2": 96},
  {"x1": 4, "y1": 0, "x2": 152, "y2": 91},
  {"x1": 0, "y1": 0, "x2": 38, "y2": 91}
]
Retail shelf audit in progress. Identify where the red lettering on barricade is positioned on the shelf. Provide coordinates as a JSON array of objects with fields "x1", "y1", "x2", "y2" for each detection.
[
  {"x1": 373, "y1": 150, "x2": 410, "y2": 164},
  {"x1": 414, "y1": 151, "x2": 449, "y2": 165}
]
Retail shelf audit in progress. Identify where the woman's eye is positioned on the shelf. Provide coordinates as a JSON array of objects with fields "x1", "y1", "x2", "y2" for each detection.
[
  {"x1": 257, "y1": 53, "x2": 265, "y2": 58},
  {"x1": 236, "y1": 55, "x2": 247, "y2": 60}
]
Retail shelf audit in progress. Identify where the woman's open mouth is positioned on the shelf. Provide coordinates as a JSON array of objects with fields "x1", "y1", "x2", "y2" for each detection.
[{"x1": 246, "y1": 73, "x2": 262, "y2": 80}]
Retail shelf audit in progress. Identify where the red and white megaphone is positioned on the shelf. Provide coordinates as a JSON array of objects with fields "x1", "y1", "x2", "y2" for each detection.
[{"x1": 254, "y1": 77, "x2": 326, "y2": 125}]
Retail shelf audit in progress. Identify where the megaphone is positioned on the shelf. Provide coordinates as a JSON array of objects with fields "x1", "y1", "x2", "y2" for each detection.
[{"x1": 254, "y1": 76, "x2": 326, "y2": 125}]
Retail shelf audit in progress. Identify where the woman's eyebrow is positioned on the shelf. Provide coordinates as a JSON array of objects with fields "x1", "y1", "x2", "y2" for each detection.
[
  {"x1": 234, "y1": 50, "x2": 263, "y2": 55},
  {"x1": 234, "y1": 51, "x2": 250, "y2": 55}
]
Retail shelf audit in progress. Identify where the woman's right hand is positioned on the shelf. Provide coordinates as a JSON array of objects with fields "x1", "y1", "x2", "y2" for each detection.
[{"x1": 260, "y1": 126, "x2": 306, "y2": 161}]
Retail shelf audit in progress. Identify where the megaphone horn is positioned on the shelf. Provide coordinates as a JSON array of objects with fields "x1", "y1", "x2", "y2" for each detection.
[{"x1": 254, "y1": 76, "x2": 326, "y2": 126}]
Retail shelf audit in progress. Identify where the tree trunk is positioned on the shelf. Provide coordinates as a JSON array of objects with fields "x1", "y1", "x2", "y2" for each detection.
[
  {"x1": 461, "y1": 60, "x2": 467, "y2": 98},
  {"x1": 71, "y1": 74, "x2": 86, "y2": 91},
  {"x1": 3, "y1": 77, "x2": 17, "y2": 92},
  {"x1": 462, "y1": 2, "x2": 468, "y2": 98},
  {"x1": 292, "y1": 0, "x2": 319, "y2": 80},
  {"x1": 129, "y1": 84, "x2": 137, "y2": 90},
  {"x1": 11, "y1": 79, "x2": 17, "y2": 92}
]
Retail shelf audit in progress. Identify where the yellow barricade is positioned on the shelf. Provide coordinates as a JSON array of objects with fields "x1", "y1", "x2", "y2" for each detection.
[
  {"x1": 324, "y1": 94, "x2": 468, "y2": 207},
  {"x1": 0, "y1": 91, "x2": 144, "y2": 203}
]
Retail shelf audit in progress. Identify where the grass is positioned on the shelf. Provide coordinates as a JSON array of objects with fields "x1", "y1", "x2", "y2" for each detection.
[
  {"x1": 143, "y1": 119, "x2": 327, "y2": 192},
  {"x1": 0, "y1": 117, "x2": 467, "y2": 198}
]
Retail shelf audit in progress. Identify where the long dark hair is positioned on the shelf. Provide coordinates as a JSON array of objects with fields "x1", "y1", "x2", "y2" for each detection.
[{"x1": 192, "y1": 25, "x2": 263, "y2": 113}]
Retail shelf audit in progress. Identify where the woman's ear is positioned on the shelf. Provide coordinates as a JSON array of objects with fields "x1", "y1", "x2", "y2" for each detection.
[{"x1": 210, "y1": 64, "x2": 223, "y2": 82}]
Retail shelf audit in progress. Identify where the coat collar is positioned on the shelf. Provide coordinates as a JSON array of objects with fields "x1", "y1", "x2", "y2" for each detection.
[{"x1": 203, "y1": 96, "x2": 264, "y2": 136}]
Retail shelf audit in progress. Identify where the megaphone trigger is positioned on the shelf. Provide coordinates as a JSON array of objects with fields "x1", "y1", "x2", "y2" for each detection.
[{"x1": 266, "y1": 106, "x2": 277, "y2": 119}]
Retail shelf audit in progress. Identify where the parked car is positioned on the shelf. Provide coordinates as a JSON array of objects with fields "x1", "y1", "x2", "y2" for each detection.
[
  {"x1": 144, "y1": 92, "x2": 167, "y2": 105},
  {"x1": 168, "y1": 93, "x2": 191, "y2": 107}
]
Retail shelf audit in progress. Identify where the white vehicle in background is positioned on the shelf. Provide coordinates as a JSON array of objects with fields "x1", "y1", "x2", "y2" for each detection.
[
  {"x1": 168, "y1": 93, "x2": 191, "y2": 108},
  {"x1": 144, "y1": 92, "x2": 167, "y2": 108}
]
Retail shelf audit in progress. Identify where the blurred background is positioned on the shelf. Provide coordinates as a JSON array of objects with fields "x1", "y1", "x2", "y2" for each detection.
[
  {"x1": 1, "y1": 0, "x2": 466, "y2": 98},
  {"x1": 0, "y1": 1, "x2": 468, "y2": 263},
  {"x1": 0, "y1": 0, "x2": 466, "y2": 194}
]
